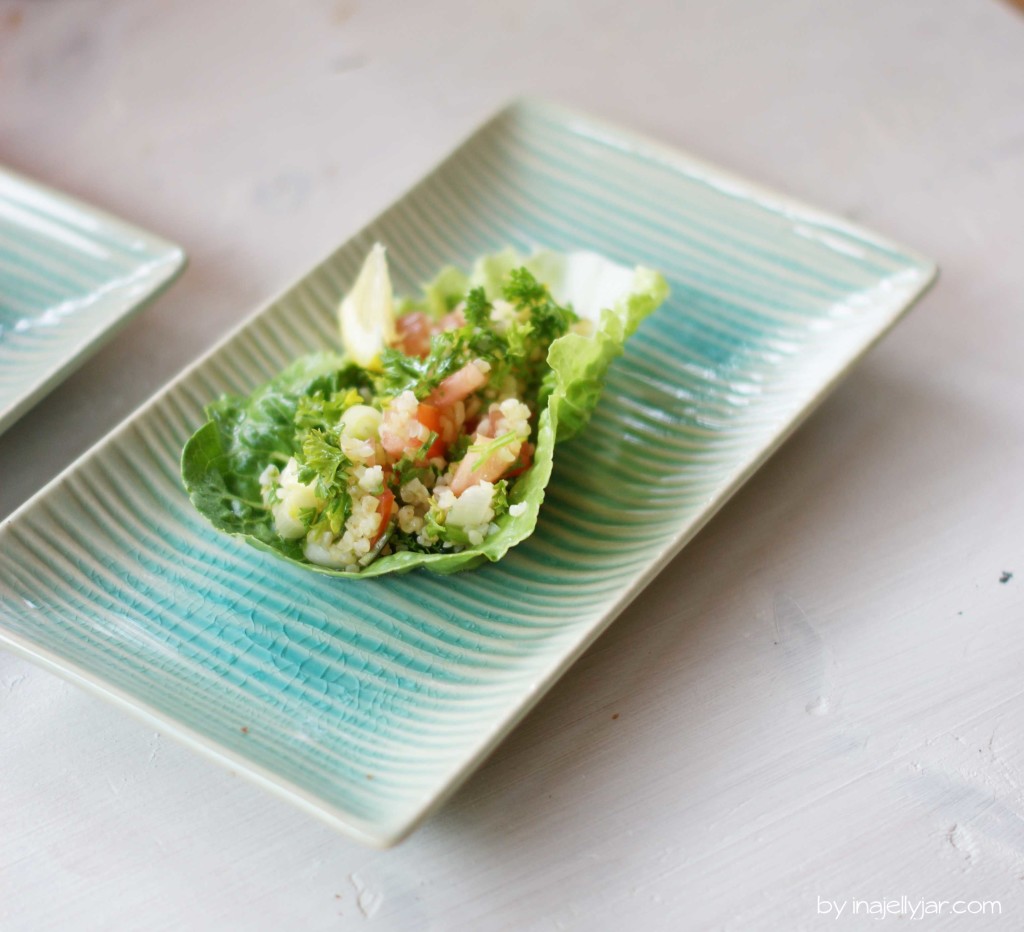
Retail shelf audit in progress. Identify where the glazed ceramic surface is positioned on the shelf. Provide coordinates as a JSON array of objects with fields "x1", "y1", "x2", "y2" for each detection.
[
  {"x1": 0, "y1": 100, "x2": 935, "y2": 846},
  {"x1": 0, "y1": 167, "x2": 185, "y2": 434}
]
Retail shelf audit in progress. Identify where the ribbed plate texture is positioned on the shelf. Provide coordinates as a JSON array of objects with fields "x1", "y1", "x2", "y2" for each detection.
[
  {"x1": 0, "y1": 101, "x2": 934, "y2": 845},
  {"x1": 0, "y1": 168, "x2": 184, "y2": 433}
]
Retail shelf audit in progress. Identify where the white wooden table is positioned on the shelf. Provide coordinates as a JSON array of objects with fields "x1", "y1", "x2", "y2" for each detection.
[{"x1": 2, "y1": 1, "x2": 1023, "y2": 928}]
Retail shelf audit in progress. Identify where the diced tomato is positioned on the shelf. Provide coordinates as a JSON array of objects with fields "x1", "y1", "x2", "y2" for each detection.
[
  {"x1": 504, "y1": 441, "x2": 534, "y2": 479},
  {"x1": 450, "y1": 434, "x2": 524, "y2": 495},
  {"x1": 371, "y1": 489, "x2": 395, "y2": 548},
  {"x1": 415, "y1": 403, "x2": 446, "y2": 459},
  {"x1": 395, "y1": 312, "x2": 432, "y2": 357},
  {"x1": 438, "y1": 307, "x2": 466, "y2": 331},
  {"x1": 426, "y1": 361, "x2": 488, "y2": 408}
]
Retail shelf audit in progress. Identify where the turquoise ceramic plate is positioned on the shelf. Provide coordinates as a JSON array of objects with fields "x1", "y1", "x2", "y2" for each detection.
[
  {"x1": 0, "y1": 100, "x2": 936, "y2": 846},
  {"x1": 0, "y1": 167, "x2": 185, "y2": 435}
]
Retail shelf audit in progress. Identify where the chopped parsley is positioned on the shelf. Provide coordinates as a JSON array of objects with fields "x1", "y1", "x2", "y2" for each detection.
[
  {"x1": 503, "y1": 267, "x2": 549, "y2": 307},
  {"x1": 377, "y1": 329, "x2": 471, "y2": 398},
  {"x1": 464, "y1": 286, "x2": 492, "y2": 327}
]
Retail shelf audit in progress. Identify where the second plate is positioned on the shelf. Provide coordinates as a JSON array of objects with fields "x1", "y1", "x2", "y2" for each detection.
[{"x1": 0, "y1": 167, "x2": 185, "y2": 434}]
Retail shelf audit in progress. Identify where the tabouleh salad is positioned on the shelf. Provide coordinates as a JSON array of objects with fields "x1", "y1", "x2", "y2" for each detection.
[{"x1": 182, "y1": 245, "x2": 668, "y2": 577}]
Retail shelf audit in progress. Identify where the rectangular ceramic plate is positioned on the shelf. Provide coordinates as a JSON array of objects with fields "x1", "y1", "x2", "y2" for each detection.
[
  {"x1": 0, "y1": 167, "x2": 185, "y2": 434},
  {"x1": 0, "y1": 100, "x2": 935, "y2": 846}
]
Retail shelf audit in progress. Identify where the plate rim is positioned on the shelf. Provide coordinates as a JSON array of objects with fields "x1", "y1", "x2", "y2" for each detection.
[{"x1": 0, "y1": 97, "x2": 938, "y2": 846}]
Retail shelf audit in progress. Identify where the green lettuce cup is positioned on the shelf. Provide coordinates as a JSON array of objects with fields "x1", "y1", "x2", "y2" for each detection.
[{"x1": 181, "y1": 248, "x2": 668, "y2": 577}]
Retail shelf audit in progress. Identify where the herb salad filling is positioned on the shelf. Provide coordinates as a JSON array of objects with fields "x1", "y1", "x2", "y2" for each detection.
[{"x1": 258, "y1": 266, "x2": 582, "y2": 571}]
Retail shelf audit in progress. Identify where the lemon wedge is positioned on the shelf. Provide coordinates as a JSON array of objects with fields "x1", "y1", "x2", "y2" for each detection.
[{"x1": 339, "y1": 243, "x2": 397, "y2": 369}]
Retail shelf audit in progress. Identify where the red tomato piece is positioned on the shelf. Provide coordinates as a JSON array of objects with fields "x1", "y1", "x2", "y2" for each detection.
[
  {"x1": 416, "y1": 403, "x2": 446, "y2": 459},
  {"x1": 371, "y1": 488, "x2": 395, "y2": 547}
]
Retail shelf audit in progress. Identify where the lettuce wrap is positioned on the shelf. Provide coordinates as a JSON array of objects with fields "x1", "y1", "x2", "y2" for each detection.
[{"x1": 181, "y1": 247, "x2": 668, "y2": 576}]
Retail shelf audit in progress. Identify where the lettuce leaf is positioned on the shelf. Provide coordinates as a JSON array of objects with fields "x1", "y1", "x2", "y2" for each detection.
[{"x1": 181, "y1": 249, "x2": 668, "y2": 577}]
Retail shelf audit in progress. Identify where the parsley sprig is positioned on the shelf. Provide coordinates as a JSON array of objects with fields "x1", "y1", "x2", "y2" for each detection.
[{"x1": 295, "y1": 427, "x2": 352, "y2": 536}]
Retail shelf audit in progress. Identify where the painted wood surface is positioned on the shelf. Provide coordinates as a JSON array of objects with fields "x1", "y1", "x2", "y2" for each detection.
[{"x1": 1, "y1": 0, "x2": 1022, "y2": 928}]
